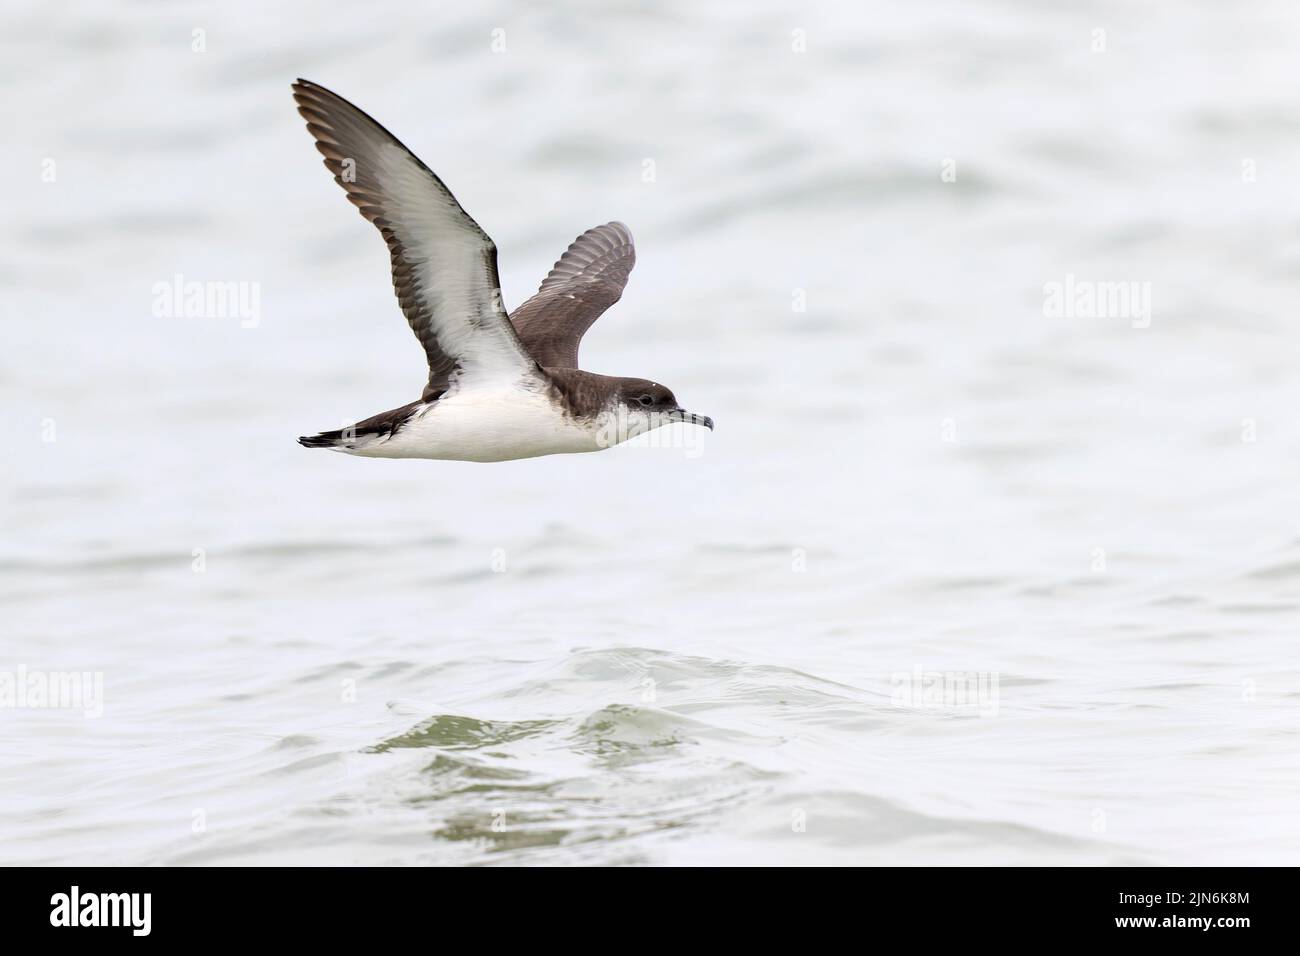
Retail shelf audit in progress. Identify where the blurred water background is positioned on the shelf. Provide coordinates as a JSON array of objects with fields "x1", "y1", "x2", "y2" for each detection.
[{"x1": 2, "y1": 0, "x2": 1300, "y2": 865}]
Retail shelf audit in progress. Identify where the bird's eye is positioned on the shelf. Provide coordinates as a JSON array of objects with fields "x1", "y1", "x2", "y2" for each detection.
[{"x1": 638, "y1": 395, "x2": 654, "y2": 407}]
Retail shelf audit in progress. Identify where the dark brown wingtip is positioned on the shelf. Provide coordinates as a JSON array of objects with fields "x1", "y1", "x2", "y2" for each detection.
[
  {"x1": 291, "y1": 81, "x2": 324, "y2": 108},
  {"x1": 290, "y1": 79, "x2": 339, "y2": 117}
]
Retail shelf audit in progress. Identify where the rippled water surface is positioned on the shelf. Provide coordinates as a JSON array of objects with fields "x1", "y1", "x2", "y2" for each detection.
[{"x1": 3, "y1": 0, "x2": 1300, "y2": 865}]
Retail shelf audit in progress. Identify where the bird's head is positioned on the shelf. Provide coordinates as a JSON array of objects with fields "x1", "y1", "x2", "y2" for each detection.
[{"x1": 605, "y1": 377, "x2": 713, "y2": 443}]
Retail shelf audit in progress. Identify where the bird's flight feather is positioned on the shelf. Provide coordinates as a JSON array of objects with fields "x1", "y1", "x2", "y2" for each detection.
[
  {"x1": 291, "y1": 79, "x2": 536, "y2": 399},
  {"x1": 510, "y1": 222, "x2": 636, "y2": 368}
]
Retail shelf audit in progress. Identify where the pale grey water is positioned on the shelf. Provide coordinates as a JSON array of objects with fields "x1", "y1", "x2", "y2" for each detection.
[{"x1": 3, "y1": 0, "x2": 1300, "y2": 865}]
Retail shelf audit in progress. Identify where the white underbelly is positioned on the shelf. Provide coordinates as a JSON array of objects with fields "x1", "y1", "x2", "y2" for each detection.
[{"x1": 352, "y1": 388, "x2": 602, "y2": 462}]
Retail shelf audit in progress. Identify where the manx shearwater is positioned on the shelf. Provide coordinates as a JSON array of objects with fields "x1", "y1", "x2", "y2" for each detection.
[{"x1": 292, "y1": 80, "x2": 713, "y2": 462}]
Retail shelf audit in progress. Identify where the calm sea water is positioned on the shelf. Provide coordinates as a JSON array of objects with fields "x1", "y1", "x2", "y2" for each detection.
[{"x1": 3, "y1": 0, "x2": 1300, "y2": 865}]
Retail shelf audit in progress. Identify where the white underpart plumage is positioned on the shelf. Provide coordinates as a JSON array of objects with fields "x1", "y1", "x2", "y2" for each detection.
[
  {"x1": 336, "y1": 377, "x2": 666, "y2": 462},
  {"x1": 338, "y1": 378, "x2": 589, "y2": 462}
]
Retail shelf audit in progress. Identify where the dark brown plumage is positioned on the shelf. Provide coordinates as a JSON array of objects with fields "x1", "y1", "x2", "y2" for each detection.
[{"x1": 510, "y1": 222, "x2": 636, "y2": 368}]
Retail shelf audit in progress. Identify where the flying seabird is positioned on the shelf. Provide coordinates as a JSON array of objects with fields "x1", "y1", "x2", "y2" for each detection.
[{"x1": 291, "y1": 79, "x2": 714, "y2": 462}]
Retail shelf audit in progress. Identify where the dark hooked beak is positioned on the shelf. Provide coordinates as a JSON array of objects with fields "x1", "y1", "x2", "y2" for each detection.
[{"x1": 667, "y1": 408, "x2": 714, "y2": 431}]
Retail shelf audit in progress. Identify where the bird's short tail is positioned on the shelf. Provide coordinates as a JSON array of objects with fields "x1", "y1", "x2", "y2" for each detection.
[
  {"x1": 298, "y1": 401, "x2": 424, "y2": 453},
  {"x1": 298, "y1": 430, "x2": 349, "y2": 449}
]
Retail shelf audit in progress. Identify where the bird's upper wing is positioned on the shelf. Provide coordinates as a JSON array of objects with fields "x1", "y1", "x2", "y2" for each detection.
[
  {"x1": 508, "y1": 222, "x2": 636, "y2": 369},
  {"x1": 292, "y1": 79, "x2": 537, "y2": 398}
]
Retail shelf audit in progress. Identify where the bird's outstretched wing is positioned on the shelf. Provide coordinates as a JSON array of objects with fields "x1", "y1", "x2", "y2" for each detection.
[
  {"x1": 509, "y1": 222, "x2": 636, "y2": 369},
  {"x1": 292, "y1": 79, "x2": 536, "y2": 398}
]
